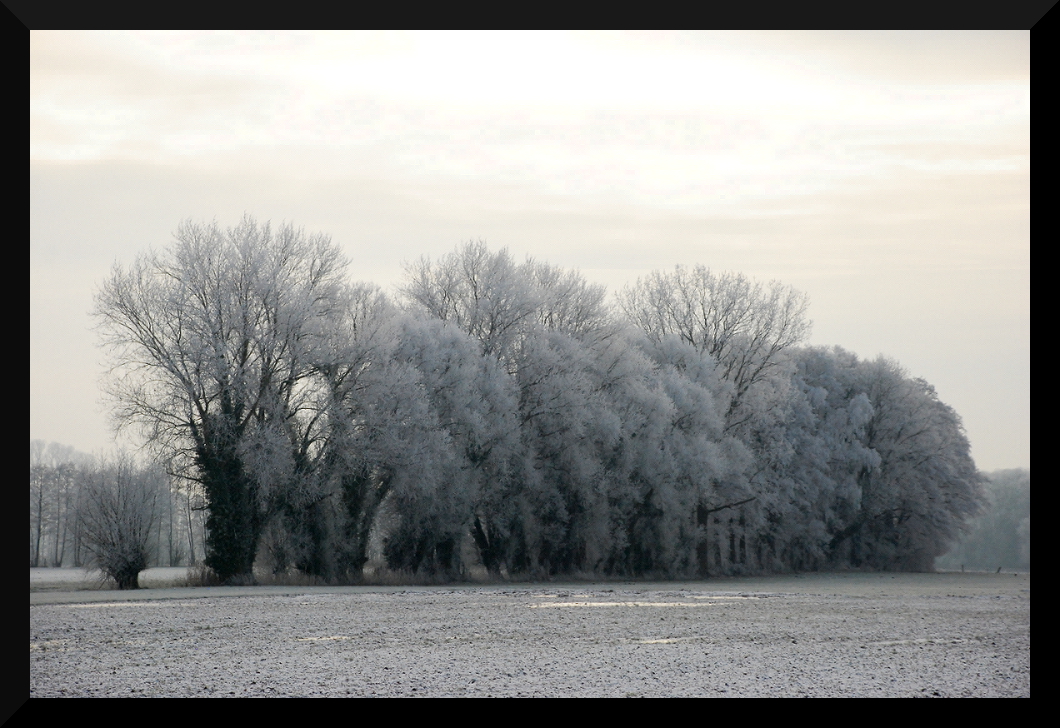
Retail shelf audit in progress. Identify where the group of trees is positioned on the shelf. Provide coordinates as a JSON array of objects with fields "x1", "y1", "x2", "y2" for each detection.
[
  {"x1": 30, "y1": 440, "x2": 206, "y2": 587},
  {"x1": 30, "y1": 441, "x2": 88, "y2": 570},
  {"x1": 83, "y1": 216, "x2": 989, "y2": 585}
]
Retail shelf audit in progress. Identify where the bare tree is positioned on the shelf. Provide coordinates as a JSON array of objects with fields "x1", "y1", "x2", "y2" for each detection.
[
  {"x1": 30, "y1": 444, "x2": 48, "y2": 567},
  {"x1": 30, "y1": 440, "x2": 91, "y2": 567},
  {"x1": 619, "y1": 265, "x2": 811, "y2": 426},
  {"x1": 401, "y1": 241, "x2": 542, "y2": 364},
  {"x1": 78, "y1": 456, "x2": 164, "y2": 589},
  {"x1": 525, "y1": 258, "x2": 613, "y2": 341}
]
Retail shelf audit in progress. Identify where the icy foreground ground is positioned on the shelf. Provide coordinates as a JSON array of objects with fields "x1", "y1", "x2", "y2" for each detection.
[{"x1": 31, "y1": 572, "x2": 1029, "y2": 697}]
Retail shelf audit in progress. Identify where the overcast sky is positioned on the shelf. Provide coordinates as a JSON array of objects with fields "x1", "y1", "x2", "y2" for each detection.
[{"x1": 30, "y1": 30, "x2": 1029, "y2": 471}]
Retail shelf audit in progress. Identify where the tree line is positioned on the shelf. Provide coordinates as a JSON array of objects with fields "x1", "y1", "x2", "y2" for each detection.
[
  {"x1": 935, "y1": 468, "x2": 1030, "y2": 572},
  {"x1": 75, "y1": 216, "x2": 987, "y2": 586}
]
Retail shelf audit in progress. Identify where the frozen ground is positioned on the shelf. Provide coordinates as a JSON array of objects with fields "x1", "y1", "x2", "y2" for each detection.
[{"x1": 30, "y1": 571, "x2": 1029, "y2": 697}]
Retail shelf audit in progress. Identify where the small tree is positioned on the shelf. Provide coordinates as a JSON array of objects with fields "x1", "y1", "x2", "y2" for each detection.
[{"x1": 78, "y1": 457, "x2": 162, "y2": 589}]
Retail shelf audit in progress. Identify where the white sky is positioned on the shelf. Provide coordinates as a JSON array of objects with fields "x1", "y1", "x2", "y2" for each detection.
[{"x1": 30, "y1": 30, "x2": 1029, "y2": 471}]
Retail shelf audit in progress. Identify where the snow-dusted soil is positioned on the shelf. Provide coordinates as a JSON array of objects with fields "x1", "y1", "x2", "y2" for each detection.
[{"x1": 30, "y1": 572, "x2": 1029, "y2": 697}]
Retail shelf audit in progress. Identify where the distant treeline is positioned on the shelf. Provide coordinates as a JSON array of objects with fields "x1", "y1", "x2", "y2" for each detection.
[
  {"x1": 50, "y1": 217, "x2": 988, "y2": 585},
  {"x1": 936, "y1": 469, "x2": 1030, "y2": 571},
  {"x1": 30, "y1": 442, "x2": 207, "y2": 575}
]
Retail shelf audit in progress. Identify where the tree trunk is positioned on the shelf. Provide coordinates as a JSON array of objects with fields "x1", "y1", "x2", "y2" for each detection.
[
  {"x1": 199, "y1": 441, "x2": 260, "y2": 584},
  {"x1": 697, "y1": 498, "x2": 755, "y2": 576}
]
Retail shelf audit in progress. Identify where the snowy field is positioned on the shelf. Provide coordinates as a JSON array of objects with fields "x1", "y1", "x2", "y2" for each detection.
[
  {"x1": 30, "y1": 570, "x2": 1029, "y2": 697},
  {"x1": 30, "y1": 567, "x2": 196, "y2": 592}
]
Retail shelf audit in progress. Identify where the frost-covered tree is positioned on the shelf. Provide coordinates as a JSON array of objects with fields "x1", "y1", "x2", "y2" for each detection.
[
  {"x1": 399, "y1": 242, "x2": 622, "y2": 576},
  {"x1": 268, "y1": 281, "x2": 403, "y2": 581},
  {"x1": 631, "y1": 335, "x2": 752, "y2": 575},
  {"x1": 741, "y1": 347, "x2": 880, "y2": 572},
  {"x1": 618, "y1": 265, "x2": 810, "y2": 428},
  {"x1": 526, "y1": 259, "x2": 614, "y2": 341},
  {"x1": 77, "y1": 456, "x2": 167, "y2": 589},
  {"x1": 828, "y1": 356, "x2": 986, "y2": 570},
  {"x1": 385, "y1": 315, "x2": 520, "y2": 577},
  {"x1": 94, "y1": 217, "x2": 349, "y2": 583},
  {"x1": 401, "y1": 241, "x2": 541, "y2": 363},
  {"x1": 508, "y1": 329, "x2": 611, "y2": 574}
]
